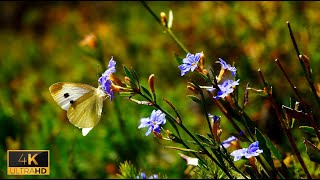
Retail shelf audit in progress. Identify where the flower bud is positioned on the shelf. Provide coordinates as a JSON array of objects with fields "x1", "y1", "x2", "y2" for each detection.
[
  {"x1": 187, "y1": 85, "x2": 198, "y2": 94},
  {"x1": 111, "y1": 84, "x2": 130, "y2": 92},
  {"x1": 294, "y1": 101, "x2": 300, "y2": 111},
  {"x1": 160, "y1": 12, "x2": 167, "y2": 28},
  {"x1": 299, "y1": 54, "x2": 312, "y2": 79},
  {"x1": 216, "y1": 69, "x2": 226, "y2": 83},
  {"x1": 124, "y1": 76, "x2": 131, "y2": 83},
  {"x1": 209, "y1": 114, "x2": 222, "y2": 142},
  {"x1": 199, "y1": 53, "x2": 205, "y2": 70},
  {"x1": 148, "y1": 74, "x2": 155, "y2": 93},
  {"x1": 153, "y1": 131, "x2": 163, "y2": 140},
  {"x1": 231, "y1": 140, "x2": 241, "y2": 149},
  {"x1": 110, "y1": 74, "x2": 125, "y2": 86}
]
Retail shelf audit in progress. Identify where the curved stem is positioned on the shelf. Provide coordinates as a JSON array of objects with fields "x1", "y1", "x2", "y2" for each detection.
[
  {"x1": 166, "y1": 29, "x2": 189, "y2": 54},
  {"x1": 140, "y1": 1, "x2": 189, "y2": 54}
]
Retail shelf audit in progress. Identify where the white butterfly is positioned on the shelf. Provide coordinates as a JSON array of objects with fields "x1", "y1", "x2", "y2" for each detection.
[{"x1": 49, "y1": 82, "x2": 107, "y2": 136}]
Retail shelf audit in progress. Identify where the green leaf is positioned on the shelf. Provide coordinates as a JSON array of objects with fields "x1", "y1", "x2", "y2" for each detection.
[
  {"x1": 123, "y1": 65, "x2": 136, "y2": 84},
  {"x1": 255, "y1": 128, "x2": 276, "y2": 170},
  {"x1": 141, "y1": 86, "x2": 153, "y2": 100},
  {"x1": 299, "y1": 126, "x2": 320, "y2": 136},
  {"x1": 164, "y1": 146, "x2": 200, "y2": 153},
  {"x1": 199, "y1": 73, "x2": 212, "y2": 84},
  {"x1": 119, "y1": 92, "x2": 134, "y2": 97},
  {"x1": 131, "y1": 67, "x2": 140, "y2": 87},
  {"x1": 175, "y1": 54, "x2": 183, "y2": 65},
  {"x1": 303, "y1": 138, "x2": 320, "y2": 163},
  {"x1": 245, "y1": 165, "x2": 259, "y2": 179},
  {"x1": 117, "y1": 161, "x2": 138, "y2": 179},
  {"x1": 211, "y1": 149, "x2": 228, "y2": 175},
  {"x1": 195, "y1": 133, "x2": 212, "y2": 144},
  {"x1": 187, "y1": 95, "x2": 201, "y2": 104},
  {"x1": 263, "y1": 133, "x2": 283, "y2": 161}
]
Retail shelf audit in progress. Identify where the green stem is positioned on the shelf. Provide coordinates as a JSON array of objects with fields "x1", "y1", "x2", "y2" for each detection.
[
  {"x1": 140, "y1": 1, "x2": 189, "y2": 54},
  {"x1": 179, "y1": 123, "x2": 233, "y2": 179},
  {"x1": 198, "y1": 87, "x2": 215, "y2": 141},
  {"x1": 166, "y1": 29, "x2": 189, "y2": 54},
  {"x1": 217, "y1": 147, "x2": 249, "y2": 179}
]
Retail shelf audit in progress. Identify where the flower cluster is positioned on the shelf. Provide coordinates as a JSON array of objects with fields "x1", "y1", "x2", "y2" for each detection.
[
  {"x1": 178, "y1": 53, "x2": 239, "y2": 100},
  {"x1": 138, "y1": 109, "x2": 166, "y2": 136},
  {"x1": 230, "y1": 141, "x2": 263, "y2": 161},
  {"x1": 98, "y1": 57, "x2": 117, "y2": 101},
  {"x1": 213, "y1": 58, "x2": 240, "y2": 99}
]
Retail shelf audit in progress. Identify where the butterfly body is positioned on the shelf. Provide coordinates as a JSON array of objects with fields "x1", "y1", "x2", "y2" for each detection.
[{"x1": 49, "y1": 82, "x2": 107, "y2": 135}]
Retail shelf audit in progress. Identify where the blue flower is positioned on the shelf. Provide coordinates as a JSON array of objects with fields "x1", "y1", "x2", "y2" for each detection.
[
  {"x1": 138, "y1": 110, "x2": 166, "y2": 136},
  {"x1": 208, "y1": 114, "x2": 220, "y2": 124},
  {"x1": 220, "y1": 136, "x2": 238, "y2": 149},
  {"x1": 178, "y1": 52, "x2": 203, "y2": 76},
  {"x1": 246, "y1": 141, "x2": 263, "y2": 158},
  {"x1": 139, "y1": 172, "x2": 146, "y2": 179},
  {"x1": 216, "y1": 58, "x2": 237, "y2": 77},
  {"x1": 214, "y1": 79, "x2": 240, "y2": 99},
  {"x1": 148, "y1": 174, "x2": 158, "y2": 179},
  {"x1": 136, "y1": 172, "x2": 158, "y2": 179},
  {"x1": 98, "y1": 57, "x2": 116, "y2": 101},
  {"x1": 230, "y1": 141, "x2": 263, "y2": 161}
]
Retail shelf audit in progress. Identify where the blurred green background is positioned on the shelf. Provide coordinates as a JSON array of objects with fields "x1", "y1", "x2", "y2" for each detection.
[{"x1": 0, "y1": 1, "x2": 319, "y2": 179}]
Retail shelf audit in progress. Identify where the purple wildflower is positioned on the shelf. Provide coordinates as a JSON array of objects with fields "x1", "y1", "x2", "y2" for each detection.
[
  {"x1": 98, "y1": 57, "x2": 116, "y2": 101},
  {"x1": 136, "y1": 172, "x2": 158, "y2": 179},
  {"x1": 178, "y1": 52, "x2": 203, "y2": 76},
  {"x1": 230, "y1": 141, "x2": 263, "y2": 161},
  {"x1": 216, "y1": 58, "x2": 237, "y2": 77},
  {"x1": 208, "y1": 114, "x2": 220, "y2": 124},
  {"x1": 214, "y1": 79, "x2": 240, "y2": 99},
  {"x1": 138, "y1": 110, "x2": 166, "y2": 136},
  {"x1": 220, "y1": 136, "x2": 238, "y2": 149}
]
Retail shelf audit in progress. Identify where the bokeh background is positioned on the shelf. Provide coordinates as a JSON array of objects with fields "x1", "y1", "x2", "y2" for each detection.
[{"x1": 0, "y1": 1, "x2": 319, "y2": 179}]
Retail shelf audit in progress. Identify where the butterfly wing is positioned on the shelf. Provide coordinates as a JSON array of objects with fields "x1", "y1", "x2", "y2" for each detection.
[
  {"x1": 67, "y1": 88, "x2": 104, "y2": 128},
  {"x1": 49, "y1": 82, "x2": 95, "y2": 111}
]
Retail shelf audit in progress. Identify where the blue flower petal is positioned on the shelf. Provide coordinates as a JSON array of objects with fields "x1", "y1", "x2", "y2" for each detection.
[
  {"x1": 178, "y1": 52, "x2": 202, "y2": 76},
  {"x1": 139, "y1": 110, "x2": 166, "y2": 136}
]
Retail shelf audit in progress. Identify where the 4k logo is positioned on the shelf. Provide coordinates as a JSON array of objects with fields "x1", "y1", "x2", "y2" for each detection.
[{"x1": 7, "y1": 150, "x2": 50, "y2": 175}]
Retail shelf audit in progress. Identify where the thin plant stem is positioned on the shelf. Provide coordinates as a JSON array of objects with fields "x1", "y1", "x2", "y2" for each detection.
[
  {"x1": 258, "y1": 69, "x2": 312, "y2": 179},
  {"x1": 217, "y1": 147, "x2": 249, "y2": 179},
  {"x1": 287, "y1": 21, "x2": 320, "y2": 108},
  {"x1": 141, "y1": 1, "x2": 189, "y2": 54},
  {"x1": 166, "y1": 29, "x2": 189, "y2": 54},
  {"x1": 198, "y1": 88, "x2": 215, "y2": 141},
  {"x1": 213, "y1": 99, "x2": 251, "y2": 141},
  {"x1": 275, "y1": 58, "x2": 320, "y2": 142}
]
